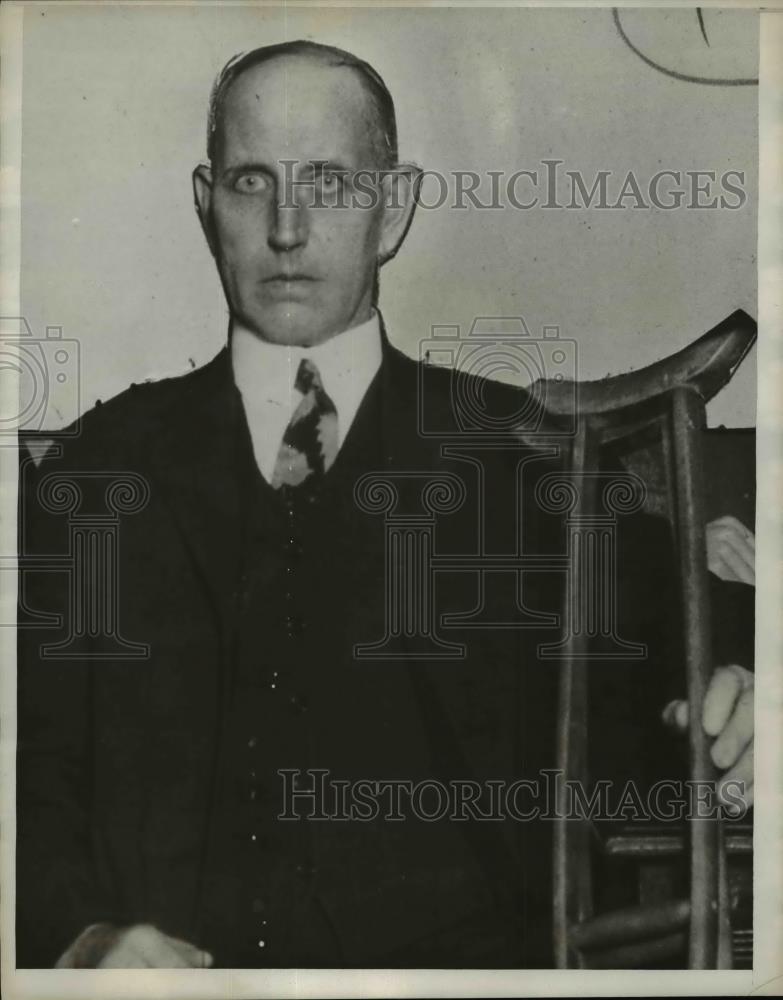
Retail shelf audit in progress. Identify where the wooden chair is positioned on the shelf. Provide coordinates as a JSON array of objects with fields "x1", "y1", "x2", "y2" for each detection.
[{"x1": 524, "y1": 310, "x2": 757, "y2": 969}]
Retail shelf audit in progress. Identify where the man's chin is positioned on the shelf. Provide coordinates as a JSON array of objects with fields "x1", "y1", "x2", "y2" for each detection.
[{"x1": 238, "y1": 301, "x2": 334, "y2": 347}]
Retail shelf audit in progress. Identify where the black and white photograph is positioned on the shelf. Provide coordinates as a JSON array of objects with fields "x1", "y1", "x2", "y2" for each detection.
[{"x1": 1, "y1": 2, "x2": 781, "y2": 996}]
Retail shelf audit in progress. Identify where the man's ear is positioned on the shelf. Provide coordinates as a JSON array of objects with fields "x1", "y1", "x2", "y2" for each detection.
[
  {"x1": 192, "y1": 163, "x2": 217, "y2": 257},
  {"x1": 378, "y1": 163, "x2": 422, "y2": 265}
]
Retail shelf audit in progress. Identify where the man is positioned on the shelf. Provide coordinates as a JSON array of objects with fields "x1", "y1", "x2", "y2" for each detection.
[{"x1": 16, "y1": 40, "x2": 754, "y2": 969}]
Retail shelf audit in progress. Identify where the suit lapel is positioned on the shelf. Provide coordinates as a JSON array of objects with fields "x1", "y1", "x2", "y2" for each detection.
[
  {"x1": 142, "y1": 349, "x2": 253, "y2": 637},
  {"x1": 379, "y1": 324, "x2": 448, "y2": 474}
]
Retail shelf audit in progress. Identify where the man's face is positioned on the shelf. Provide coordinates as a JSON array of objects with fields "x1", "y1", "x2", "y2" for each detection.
[{"x1": 195, "y1": 56, "x2": 396, "y2": 346}]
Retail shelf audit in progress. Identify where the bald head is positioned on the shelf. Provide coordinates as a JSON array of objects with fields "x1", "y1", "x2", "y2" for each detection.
[{"x1": 207, "y1": 40, "x2": 398, "y2": 170}]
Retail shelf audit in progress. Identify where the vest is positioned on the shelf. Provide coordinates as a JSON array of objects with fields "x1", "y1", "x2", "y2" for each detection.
[{"x1": 196, "y1": 361, "x2": 553, "y2": 967}]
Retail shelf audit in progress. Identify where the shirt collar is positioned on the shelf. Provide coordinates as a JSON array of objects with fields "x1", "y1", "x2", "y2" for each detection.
[{"x1": 230, "y1": 311, "x2": 383, "y2": 479}]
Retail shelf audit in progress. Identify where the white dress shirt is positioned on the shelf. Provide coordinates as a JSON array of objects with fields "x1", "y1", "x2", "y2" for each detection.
[{"x1": 230, "y1": 311, "x2": 383, "y2": 483}]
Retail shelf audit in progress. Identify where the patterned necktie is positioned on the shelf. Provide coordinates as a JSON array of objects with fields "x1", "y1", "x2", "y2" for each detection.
[{"x1": 271, "y1": 358, "x2": 339, "y2": 491}]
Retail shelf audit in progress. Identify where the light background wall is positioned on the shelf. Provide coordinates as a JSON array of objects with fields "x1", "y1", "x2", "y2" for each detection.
[{"x1": 19, "y1": 4, "x2": 758, "y2": 428}]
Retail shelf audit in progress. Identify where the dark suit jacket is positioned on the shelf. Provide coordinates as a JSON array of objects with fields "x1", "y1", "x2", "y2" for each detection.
[{"x1": 16, "y1": 326, "x2": 748, "y2": 968}]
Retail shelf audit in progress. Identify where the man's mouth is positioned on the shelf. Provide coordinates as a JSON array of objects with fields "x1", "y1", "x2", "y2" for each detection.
[
  {"x1": 263, "y1": 273, "x2": 318, "y2": 283},
  {"x1": 260, "y1": 273, "x2": 320, "y2": 301}
]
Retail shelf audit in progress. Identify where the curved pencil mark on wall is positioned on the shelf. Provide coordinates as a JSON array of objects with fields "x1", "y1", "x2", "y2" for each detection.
[{"x1": 612, "y1": 7, "x2": 758, "y2": 87}]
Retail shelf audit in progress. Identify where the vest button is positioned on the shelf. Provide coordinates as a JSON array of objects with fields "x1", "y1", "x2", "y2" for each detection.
[
  {"x1": 288, "y1": 693, "x2": 309, "y2": 714},
  {"x1": 284, "y1": 614, "x2": 305, "y2": 636},
  {"x1": 284, "y1": 537, "x2": 303, "y2": 558},
  {"x1": 249, "y1": 781, "x2": 267, "y2": 802}
]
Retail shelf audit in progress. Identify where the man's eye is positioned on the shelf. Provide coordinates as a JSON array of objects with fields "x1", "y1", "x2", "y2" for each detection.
[
  {"x1": 233, "y1": 173, "x2": 270, "y2": 195},
  {"x1": 316, "y1": 171, "x2": 344, "y2": 191}
]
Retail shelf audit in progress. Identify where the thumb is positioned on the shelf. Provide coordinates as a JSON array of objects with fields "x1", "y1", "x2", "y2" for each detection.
[
  {"x1": 662, "y1": 698, "x2": 689, "y2": 731},
  {"x1": 166, "y1": 935, "x2": 214, "y2": 968}
]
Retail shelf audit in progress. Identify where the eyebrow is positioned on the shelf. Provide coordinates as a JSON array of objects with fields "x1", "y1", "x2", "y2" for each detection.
[{"x1": 308, "y1": 160, "x2": 352, "y2": 175}]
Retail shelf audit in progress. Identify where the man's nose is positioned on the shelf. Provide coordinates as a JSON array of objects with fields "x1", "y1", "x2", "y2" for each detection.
[{"x1": 267, "y1": 201, "x2": 308, "y2": 253}]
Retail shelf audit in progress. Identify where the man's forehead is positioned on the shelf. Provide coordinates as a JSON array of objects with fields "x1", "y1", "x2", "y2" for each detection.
[{"x1": 219, "y1": 55, "x2": 375, "y2": 163}]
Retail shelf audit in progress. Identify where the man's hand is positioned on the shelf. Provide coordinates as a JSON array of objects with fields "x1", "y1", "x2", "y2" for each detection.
[
  {"x1": 97, "y1": 925, "x2": 213, "y2": 968},
  {"x1": 58, "y1": 923, "x2": 214, "y2": 968},
  {"x1": 662, "y1": 663, "x2": 754, "y2": 813},
  {"x1": 706, "y1": 516, "x2": 755, "y2": 586}
]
